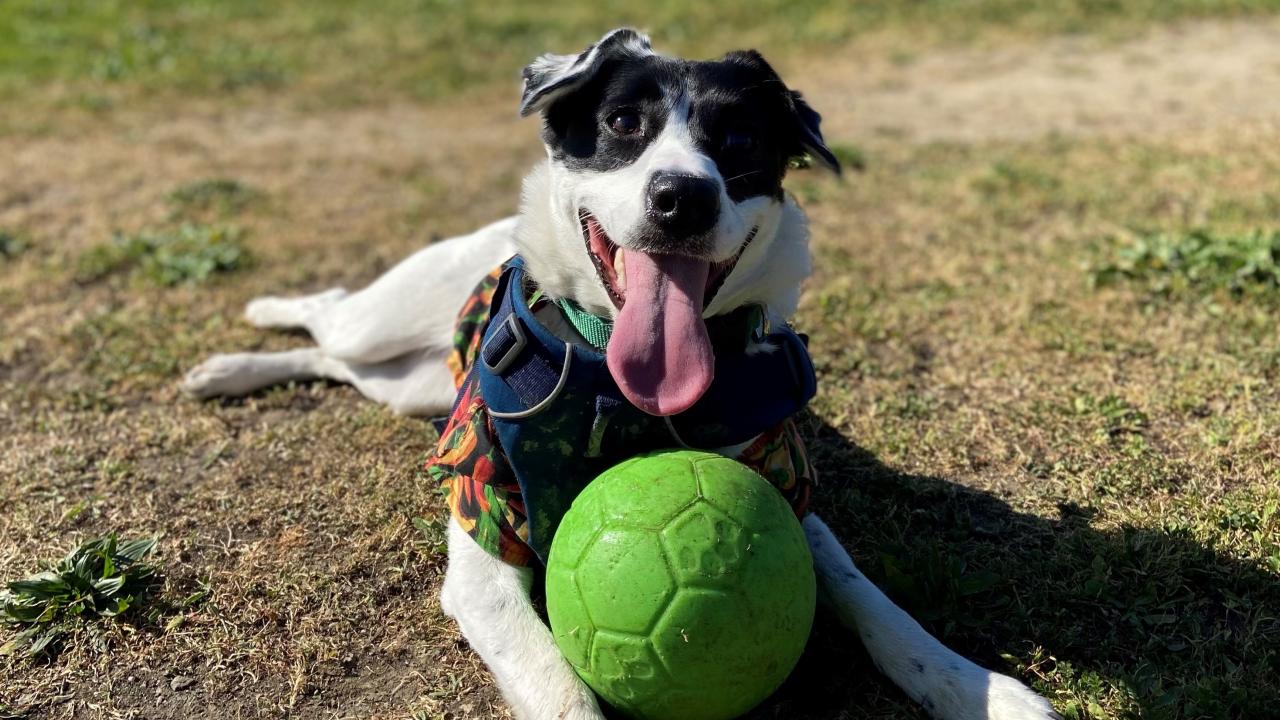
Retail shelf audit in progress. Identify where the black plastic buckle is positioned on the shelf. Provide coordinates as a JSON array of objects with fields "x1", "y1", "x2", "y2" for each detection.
[{"x1": 482, "y1": 313, "x2": 528, "y2": 375}]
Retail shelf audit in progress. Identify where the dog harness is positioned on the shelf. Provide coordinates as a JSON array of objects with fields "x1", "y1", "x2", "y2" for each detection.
[{"x1": 426, "y1": 256, "x2": 817, "y2": 566}]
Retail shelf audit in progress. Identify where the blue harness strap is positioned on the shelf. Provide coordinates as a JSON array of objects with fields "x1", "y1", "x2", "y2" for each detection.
[{"x1": 475, "y1": 257, "x2": 817, "y2": 562}]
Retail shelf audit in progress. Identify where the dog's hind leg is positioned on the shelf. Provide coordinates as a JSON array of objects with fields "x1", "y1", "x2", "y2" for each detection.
[
  {"x1": 185, "y1": 216, "x2": 517, "y2": 405},
  {"x1": 183, "y1": 346, "x2": 459, "y2": 416},
  {"x1": 182, "y1": 348, "x2": 357, "y2": 400},
  {"x1": 244, "y1": 288, "x2": 350, "y2": 330},
  {"x1": 803, "y1": 514, "x2": 1061, "y2": 720},
  {"x1": 440, "y1": 519, "x2": 604, "y2": 720},
  {"x1": 300, "y1": 217, "x2": 518, "y2": 366}
]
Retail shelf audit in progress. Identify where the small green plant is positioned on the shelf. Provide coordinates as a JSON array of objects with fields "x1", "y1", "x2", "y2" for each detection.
[
  {"x1": 77, "y1": 223, "x2": 248, "y2": 286},
  {"x1": 167, "y1": 178, "x2": 261, "y2": 219},
  {"x1": 1093, "y1": 229, "x2": 1280, "y2": 298},
  {"x1": 0, "y1": 230, "x2": 28, "y2": 260},
  {"x1": 412, "y1": 516, "x2": 448, "y2": 557},
  {"x1": 1072, "y1": 393, "x2": 1149, "y2": 440},
  {"x1": 972, "y1": 159, "x2": 1062, "y2": 198},
  {"x1": 1, "y1": 535, "x2": 159, "y2": 657},
  {"x1": 830, "y1": 143, "x2": 868, "y2": 172}
]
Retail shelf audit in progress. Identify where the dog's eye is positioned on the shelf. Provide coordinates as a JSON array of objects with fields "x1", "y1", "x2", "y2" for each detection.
[
  {"x1": 723, "y1": 130, "x2": 757, "y2": 153},
  {"x1": 608, "y1": 110, "x2": 642, "y2": 136}
]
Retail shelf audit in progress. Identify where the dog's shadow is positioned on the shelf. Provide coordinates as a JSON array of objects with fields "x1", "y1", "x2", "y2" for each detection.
[{"x1": 735, "y1": 414, "x2": 1280, "y2": 720}]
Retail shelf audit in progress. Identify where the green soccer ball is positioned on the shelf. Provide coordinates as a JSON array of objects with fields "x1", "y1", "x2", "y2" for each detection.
[{"x1": 545, "y1": 449, "x2": 816, "y2": 720}]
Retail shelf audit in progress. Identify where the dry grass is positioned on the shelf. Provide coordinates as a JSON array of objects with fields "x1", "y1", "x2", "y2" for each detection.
[{"x1": 3, "y1": 7, "x2": 1280, "y2": 720}]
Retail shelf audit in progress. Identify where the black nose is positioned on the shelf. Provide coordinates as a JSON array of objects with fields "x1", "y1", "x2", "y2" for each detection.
[{"x1": 645, "y1": 172, "x2": 720, "y2": 240}]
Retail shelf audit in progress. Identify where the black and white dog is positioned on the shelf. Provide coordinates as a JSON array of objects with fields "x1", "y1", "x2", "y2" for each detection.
[{"x1": 184, "y1": 29, "x2": 1059, "y2": 720}]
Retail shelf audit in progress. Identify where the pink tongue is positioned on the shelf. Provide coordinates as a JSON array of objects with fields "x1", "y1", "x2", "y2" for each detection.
[{"x1": 607, "y1": 250, "x2": 714, "y2": 416}]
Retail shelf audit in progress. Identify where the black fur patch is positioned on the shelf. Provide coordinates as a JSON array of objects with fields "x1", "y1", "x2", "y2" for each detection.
[{"x1": 538, "y1": 51, "x2": 836, "y2": 202}]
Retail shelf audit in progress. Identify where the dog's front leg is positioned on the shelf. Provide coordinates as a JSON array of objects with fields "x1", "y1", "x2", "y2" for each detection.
[
  {"x1": 440, "y1": 519, "x2": 604, "y2": 720},
  {"x1": 803, "y1": 514, "x2": 1062, "y2": 720}
]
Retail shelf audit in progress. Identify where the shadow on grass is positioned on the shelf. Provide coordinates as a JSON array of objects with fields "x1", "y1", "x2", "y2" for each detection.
[{"x1": 748, "y1": 414, "x2": 1280, "y2": 720}]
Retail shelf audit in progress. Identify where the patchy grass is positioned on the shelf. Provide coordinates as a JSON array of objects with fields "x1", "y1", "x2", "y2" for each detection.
[
  {"x1": 4, "y1": 0, "x2": 1280, "y2": 132},
  {"x1": 828, "y1": 142, "x2": 869, "y2": 173},
  {"x1": 4, "y1": 123, "x2": 1276, "y2": 719},
  {"x1": 3, "y1": 4, "x2": 1280, "y2": 720},
  {"x1": 790, "y1": 120, "x2": 1280, "y2": 719},
  {"x1": 76, "y1": 224, "x2": 249, "y2": 286},
  {"x1": 1093, "y1": 229, "x2": 1280, "y2": 300},
  {"x1": 0, "y1": 230, "x2": 27, "y2": 260},
  {"x1": 1, "y1": 536, "x2": 159, "y2": 657},
  {"x1": 167, "y1": 178, "x2": 262, "y2": 221}
]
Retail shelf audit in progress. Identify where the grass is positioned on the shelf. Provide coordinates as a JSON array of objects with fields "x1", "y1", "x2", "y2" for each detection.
[
  {"x1": 1093, "y1": 229, "x2": 1280, "y2": 299},
  {"x1": 167, "y1": 178, "x2": 262, "y2": 221},
  {"x1": 1, "y1": 536, "x2": 159, "y2": 657},
  {"x1": 4, "y1": 0, "x2": 1280, "y2": 132},
  {"x1": 76, "y1": 224, "x2": 249, "y2": 287},
  {"x1": 3, "y1": 3, "x2": 1280, "y2": 720},
  {"x1": 794, "y1": 132, "x2": 1280, "y2": 719},
  {"x1": 0, "y1": 230, "x2": 27, "y2": 260}
]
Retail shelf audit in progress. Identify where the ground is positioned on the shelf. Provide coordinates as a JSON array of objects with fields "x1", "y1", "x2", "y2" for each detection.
[{"x1": 2, "y1": 3, "x2": 1279, "y2": 719}]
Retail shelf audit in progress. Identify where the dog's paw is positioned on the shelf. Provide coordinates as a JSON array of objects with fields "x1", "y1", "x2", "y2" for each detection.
[
  {"x1": 984, "y1": 673, "x2": 1061, "y2": 720},
  {"x1": 181, "y1": 354, "x2": 258, "y2": 399}
]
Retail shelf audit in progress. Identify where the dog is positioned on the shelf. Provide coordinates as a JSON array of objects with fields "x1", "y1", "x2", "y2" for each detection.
[{"x1": 183, "y1": 28, "x2": 1061, "y2": 720}]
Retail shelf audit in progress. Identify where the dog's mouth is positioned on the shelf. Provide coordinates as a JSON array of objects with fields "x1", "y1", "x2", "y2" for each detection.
[
  {"x1": 578, "y1": 212, "x2": 755, "y2": 311},
  {"x1": 578, "y1": 210, "x2": 756, "y2": 418}
]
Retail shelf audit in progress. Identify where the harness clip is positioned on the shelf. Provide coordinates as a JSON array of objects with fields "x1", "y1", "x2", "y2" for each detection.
[{"x1": 482, "y1": 313, "x2": 528, "y2": 375}]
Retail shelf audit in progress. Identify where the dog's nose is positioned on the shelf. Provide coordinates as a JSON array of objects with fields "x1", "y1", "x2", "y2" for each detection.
[{"x1": 645, "y1": 172, "x2": 720, "y2": 240}]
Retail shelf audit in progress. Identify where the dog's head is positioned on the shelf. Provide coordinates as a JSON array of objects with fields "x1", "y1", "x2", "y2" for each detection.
[{"x1": 515, "y1": 28, "x2": 839, "y2": 417}]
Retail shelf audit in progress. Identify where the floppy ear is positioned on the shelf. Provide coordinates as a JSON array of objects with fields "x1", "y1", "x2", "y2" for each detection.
[
  {"x1": 722, "y1": 50, "x2": 840, "y2": 176},
  {"x1": 519, "y1": 28, "x2": 654, "y2": 117},
  {"x1": 788, "y1": 90, "x2": 841, "y2": 176}
]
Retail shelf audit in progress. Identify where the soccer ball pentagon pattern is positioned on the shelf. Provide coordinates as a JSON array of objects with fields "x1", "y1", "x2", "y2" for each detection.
[{"x1": 546, "y1": 449, "x2": 816, "y2": 720}]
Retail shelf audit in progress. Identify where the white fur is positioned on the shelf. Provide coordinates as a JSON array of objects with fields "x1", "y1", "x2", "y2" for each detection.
[
  {"x1": 441, "y1": 519, "x2": 604, "y2": 720},
  {"x1": 520, "y1": 29, "x2": 654, "y2": 117},
  {"x1": 531, "y1": 101, "x2": 778, "y2": 319},
  {"x1": 183, "y1": 199, "x2": 1057, "y2": 719},
  {"x1": 520, "y1": 156, "x2": 796, "y2": 319},
  {"x1": 803, "y1": 515, "x2": 1058, "y2": 720},
  {"x1": 182, "y1": 46, "x2": 1057, "y2": 720},
  {"x1": 183, "y1": 217, "x2": 517, "y2": 416}
]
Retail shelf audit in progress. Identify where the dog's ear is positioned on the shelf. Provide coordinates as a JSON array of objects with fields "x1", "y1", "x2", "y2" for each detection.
[
  {"x1": 787, "y1": 90, "x2": 841, "y2": 176},
  {"x1": 724, "y1": 50, "x2": 840, "y2": 176},
  {"x1": 520, "y1": 28, "x2": 653, "y2": 117}
]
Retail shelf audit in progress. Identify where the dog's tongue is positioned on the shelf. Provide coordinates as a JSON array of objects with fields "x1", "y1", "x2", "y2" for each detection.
[{"x1": 607, "y1": 250, "x2": 713, "y2": 416}]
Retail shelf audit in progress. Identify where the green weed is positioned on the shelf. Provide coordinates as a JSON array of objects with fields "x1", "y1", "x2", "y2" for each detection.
[
  {"x1": 1093, "y1": 228, "x2": 1280, "y2": 299},
  {"x1": 1072, "y1": 394, "x2": 1149, "y2": 438},
  {"x1": 973, "y1": 159, "x2": 1062, "y2": 198},
  {"x1": 1, "y1": 535, "x2": 159, "y2": 657},
  {"x1": 77, "y1": 223, "x2": 248, "y2": 286},
  {"x1": 412, "y1": 516, "x2": 449, "y2": 558},
  {"x1": 0, "y1": 229, "x2": 27, "y2": 259},
  {"x1": 829, "y1": 143, "x2": 869, "y2": 173},
  {"x1": 167, "y1": 178, "x2": 261, "y2": 219}
]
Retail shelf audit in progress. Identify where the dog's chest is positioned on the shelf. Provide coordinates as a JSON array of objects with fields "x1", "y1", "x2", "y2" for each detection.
[{"x1": 456, "y1": 258, "x2": 817, "y2": 560}]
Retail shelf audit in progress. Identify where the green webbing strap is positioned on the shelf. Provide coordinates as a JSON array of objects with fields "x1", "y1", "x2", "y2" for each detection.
[{"x1": 556, "y1": 298, "x2": 613, "y2": 349}]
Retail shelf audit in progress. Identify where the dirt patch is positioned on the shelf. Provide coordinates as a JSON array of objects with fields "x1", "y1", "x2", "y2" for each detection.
[{"x1": 804, "y1": 19, "x2": 1280, "y2": 144}]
